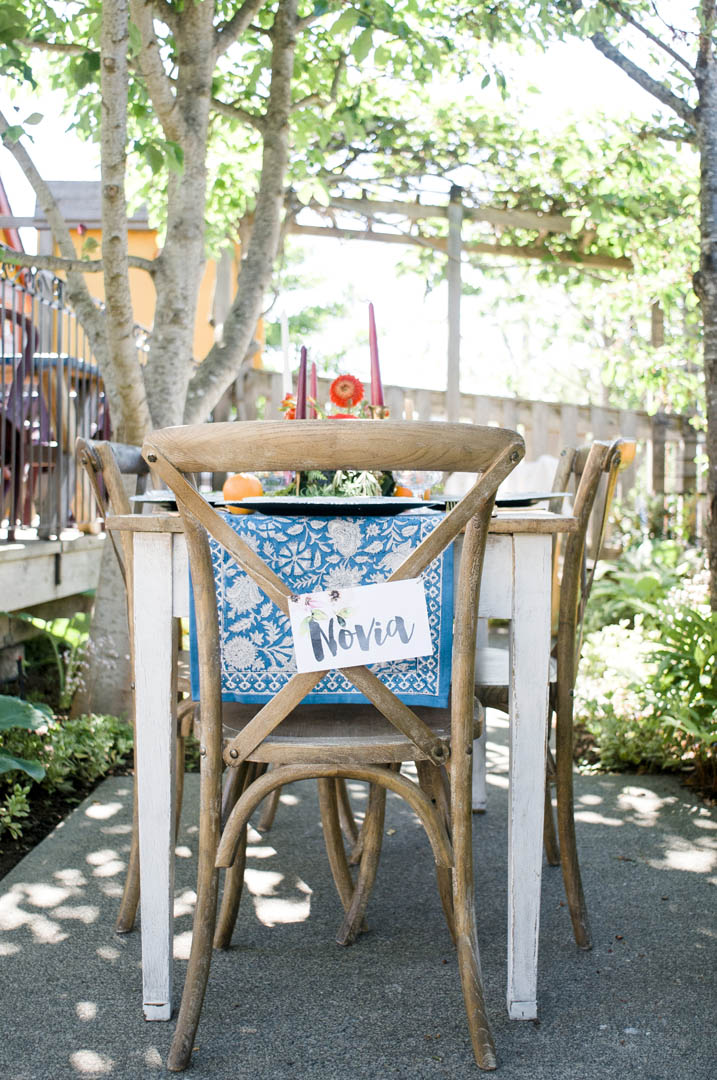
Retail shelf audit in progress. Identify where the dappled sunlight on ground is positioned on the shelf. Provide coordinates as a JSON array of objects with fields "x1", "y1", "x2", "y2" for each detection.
[
  {"x1": 69, "y1": 1049, "x2": 114, "y2": 1075},
  {"x1": 173, "y1": 929, "x2": 194, "y2": 960},
  {"x1": 245, "y1": 867, "x2": 313, "y2": 926},
  {"x1": 142, "y1": 1046, "x2": 163, "y2": 1070},
  {"x1": 0, "y1": 764, "x2": 715, "y2": 1078},
  {"x1": 650, "y1": 839, "x2": 717, "y2": 874},
  {"x1": 95, "y1": 945, "x2": 121, "y2": 962},
  {"x1": 486, "y1": 772, "x2": 509, "y2": 789},
  {"x1": 84, "y1": 801, "x2": 124, "y2": 821},
  {"x1": 173, "y1": 887, "x2": 197, "y2": 919},
  {"x1": 85, "y1": 848, "x2": 126, "y2": 879},
  {"x1": 574, "y1": 809, "x2": 623, "y2": 826},
  {"x1": 75, "y1": 1001, "x2": 98, "y2": 1021},
  {"x1": 245, "y1": 843, "x2": 279, "y2": 858}
]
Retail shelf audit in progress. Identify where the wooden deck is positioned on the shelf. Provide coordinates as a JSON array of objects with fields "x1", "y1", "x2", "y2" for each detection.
[{"x1": 0, "y1": 532, "x2": 104, "y2": 613}]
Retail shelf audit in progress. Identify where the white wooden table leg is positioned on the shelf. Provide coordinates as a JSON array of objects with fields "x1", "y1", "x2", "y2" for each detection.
[
  {"x1": 133, "y1": 531, "x2": 176, "y2": 1021},
  {"x1": 507, "y1": 533, "x2": 551, "y2": 1020}
]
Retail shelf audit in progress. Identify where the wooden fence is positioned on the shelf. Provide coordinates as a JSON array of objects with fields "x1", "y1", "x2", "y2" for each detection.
[{"x1": 233, "y1": 367, "x2": 703, "y2": 505}]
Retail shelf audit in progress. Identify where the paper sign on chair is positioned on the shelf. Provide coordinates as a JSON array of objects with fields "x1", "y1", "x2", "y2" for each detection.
[{"x1": 288, "y1": 578, "x2": 433, "y2": 673}]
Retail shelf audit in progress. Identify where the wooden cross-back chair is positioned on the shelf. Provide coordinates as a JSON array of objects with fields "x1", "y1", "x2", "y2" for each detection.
[
  {"x1": 78, "y1": 439, "x2": 362, "y2": 939},
  {"x1": 475, "y1": 437, "x2": 632, "y2": 951},
  {"x1": 143, "y1": 418, "x2": 525, "y2": 1073},
  {"x1": 75, "y1": 437, "x2": 196, "y2": 934}
]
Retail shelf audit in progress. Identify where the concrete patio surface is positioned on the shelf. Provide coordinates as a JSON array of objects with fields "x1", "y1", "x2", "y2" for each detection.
[{"x1": 0, "y1": 712, "x2": 715, "y2": 1080}]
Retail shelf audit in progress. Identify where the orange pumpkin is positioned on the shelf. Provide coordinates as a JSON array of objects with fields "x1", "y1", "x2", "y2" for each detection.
[{"x1": 222, "y1": 472, "x2": 263, "y2": 514}]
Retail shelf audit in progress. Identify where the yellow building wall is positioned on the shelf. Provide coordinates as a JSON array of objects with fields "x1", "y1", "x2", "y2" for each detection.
[{"x1": 64, "y1": 229, "x2": 264, "y2": 366}]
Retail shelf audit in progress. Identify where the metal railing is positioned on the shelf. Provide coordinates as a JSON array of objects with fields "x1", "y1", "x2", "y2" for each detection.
[{"x1": 0, "y1": 268, "x2": 110, "y2": 540}]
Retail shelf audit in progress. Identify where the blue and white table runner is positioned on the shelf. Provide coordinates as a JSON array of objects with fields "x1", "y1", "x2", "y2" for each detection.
[{"x1": 189, "y1": 509, "x2": 454, "y2": 707}]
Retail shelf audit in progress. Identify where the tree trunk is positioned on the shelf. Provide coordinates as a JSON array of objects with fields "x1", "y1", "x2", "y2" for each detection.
[
  {"x1": 101, "y1": 0, "x2": 152, "y2": 444},
  {"x1": 142, "y1": 1, "x2": 215, "y2": 428},
  {"x1": 695, "y1": 13, "x2": 717, "y2": 609},
  {"x1": 73, "y1": 536, "x2": 133, "y2": 718}
]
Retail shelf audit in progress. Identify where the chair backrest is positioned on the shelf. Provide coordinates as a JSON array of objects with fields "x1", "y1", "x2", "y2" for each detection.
[
  {"x1": 555, "y1": 438, "x2": 633, "y2": 688},
  {"x1": 143, "y1": 419, "x2": 524, "y2": 771},
  {"x1": 75, "y1": 438, "x2": 150, "y2": 587}
]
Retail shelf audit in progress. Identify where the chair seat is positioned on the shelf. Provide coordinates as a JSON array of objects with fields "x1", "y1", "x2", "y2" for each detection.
[
  {"x1": 221, "y1": 699, "x2": 480, "y2": 765},
  {"x1": 476, "y1": 645, "x2": 557, "y2": 692}
]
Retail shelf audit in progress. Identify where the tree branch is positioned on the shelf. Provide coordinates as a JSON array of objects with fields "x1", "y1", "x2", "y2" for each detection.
[
  {"x1": 590, "y1": 31, "x2": 698, "y2": 127},
  {"x1": 698, "y1": 1, "x2": 716, "y2": 69},
  {"x1": 185, "y1": 0, "x2": 299, "y2": 422},
  {"x1": 211, "y1": 96, "x2": 266, "y2": 132},
  {"x1": 129, "y1": 0, "x2": 184, "y2": 143},
  {"x1": 330, "y1": 51, "x2": 346, "y2": 99},
  {"x1": 0, "y1": 107, "x2": 105, "y2": 343},
  {"x1": 101, "y1": 0, "x2": 152, "y2": 443},
  {"x1": 0, "y1": 248, "x2": 156, "y2": 274},
  {"x1": 18, "y1": 37, "x2": 86, "y2": 55},
  {"x1": 291, "y1": 92, "x2": 324, "y2": 110},
  {"x1": 154, "y1": 0, "x2": 180, "y2": 36},
  {"x1": 637, "y1": 122, "x2": 697, "y2": 144},
  {"x1": 214, "y1": 0, "x2": 266, "y2": 56},
  {"x1": 602, "y1": 0, "x2": 695, "y2": 75}
]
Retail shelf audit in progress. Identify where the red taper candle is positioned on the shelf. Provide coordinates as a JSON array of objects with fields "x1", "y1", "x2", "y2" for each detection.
[
  {"x1": 309, "y1": 361, "x2": 318, "y2": 419},
  {"x1": 295, "y1": 346, "x2": 307, "y2": 419},
  {"x1": 368, "y1": 302, "x2": 384, "y2": 406}
]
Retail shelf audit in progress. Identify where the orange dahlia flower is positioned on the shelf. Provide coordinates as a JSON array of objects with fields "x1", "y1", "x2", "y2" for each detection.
[
  {"x1": 329, "y1": 374, "x2": 364, "y2": 408},
  {"x1": 280, "y1": 393, "x2": 296, "y2": 420}
]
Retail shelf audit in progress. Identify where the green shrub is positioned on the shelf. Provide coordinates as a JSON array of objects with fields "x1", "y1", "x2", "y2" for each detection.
[
  {"x1": 576, "y1": 602, "x2": 717, "y2": 788},
  {"x1": 0, "y1": 699, "x2": 133, "y2": 839},
  {"x1": 0, "y1": 696, "x2": 49, "y2": 782},
  {"x1": 652, "y1": 606, "x2": 717, "y2": 787},
  {"x1": 12, "y1": 611, "x2": 90, "y2": 711},
  {"x1": 585, "y1": 539, "x2": 705, "y2": 634},
  {"x1": 0, "y1": 783, "x2": 31, "y2": 840}
]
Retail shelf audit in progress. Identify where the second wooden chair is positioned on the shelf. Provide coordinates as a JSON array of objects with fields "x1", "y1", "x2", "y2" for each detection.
[{"x1": 475, "y1": 438, "x2": 631, "y2": 949}]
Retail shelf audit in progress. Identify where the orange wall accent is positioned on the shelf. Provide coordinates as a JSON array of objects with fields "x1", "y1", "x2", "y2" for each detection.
[{"x1": 60, "y1": 228, "x2": 263, "y2": 369}]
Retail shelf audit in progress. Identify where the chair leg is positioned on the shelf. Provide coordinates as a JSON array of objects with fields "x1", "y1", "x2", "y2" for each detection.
[
  {"x1": 317, "y1": 777, "x2": 356, "y2": 914},
  {"x1": 348, "y1": 824, "x2": 364, "y2": 866},
  {"x1": 543, "y1": 742, "x2": 559, "y2": 866},
  {"x1": 167, "y1": 835, "x2": 221, "y2": 1071},
  {"x1": 115, "y1": 774, "x2": 140, "y2": 934},
  {"x1": 336, "y1": 780, "x2": 386, "y2": 946},
  {"x1": 471, "y1": 727, "x2": 488, "y2": 813},
  {"x1": 167, "y1": 725, "x2": 224, "y2": 1070},
  {"x1": 556, "y1": 695, "x2": 592, "y2": 949},
  {"x1": 335, "y1": 777, "x2": 360, "y2": 847},
  {"x1": 175, "y1": 734, "x2": 186, "y2": 841},
  {"x1": 452, "y1": 719, "x2": 496, "y2": 1069},
  {"x1": 214, "y1": 763, "x2": 253, "y2": 950},
  {"x1": 257, "y1": 768, "x2": 281, "y2": 831},
  {"x1": 543, "y1": 778, "x2": 560, "y2": 866},
  {"x1": 416, "y1": 761, "x2": 456, "y2": 944}
]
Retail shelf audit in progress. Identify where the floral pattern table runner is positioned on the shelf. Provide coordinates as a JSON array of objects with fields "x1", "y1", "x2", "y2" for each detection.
[{"x1": 189, "y1": 509, "x2": 453, "y2": 706}]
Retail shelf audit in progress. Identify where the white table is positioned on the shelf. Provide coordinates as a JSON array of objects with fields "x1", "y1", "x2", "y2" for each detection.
[{"x1": 109, "y1": 509, "x2": 576, "y2": 1024}]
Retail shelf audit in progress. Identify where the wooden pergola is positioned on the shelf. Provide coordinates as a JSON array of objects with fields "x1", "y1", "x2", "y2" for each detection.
[{"x1": 287, "y1": 187, "x2": 633, "y2": 421}]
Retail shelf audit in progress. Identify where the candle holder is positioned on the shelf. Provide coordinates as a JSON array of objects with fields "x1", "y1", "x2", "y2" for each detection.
[{"x1": 366, "y1": 404, "x2": 390, "y2": 419}]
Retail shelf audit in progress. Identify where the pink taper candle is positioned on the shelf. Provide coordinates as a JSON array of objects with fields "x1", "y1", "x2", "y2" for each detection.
[
  {"x1": 368, "y1": 302, "x2": 384, "y2": 406},
  {"x1": 295, "y1": 346, "x2": 307, "y2": 419},
  {"x1": 309, "y1": 361, "x2": 318, "y2": 419}
]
